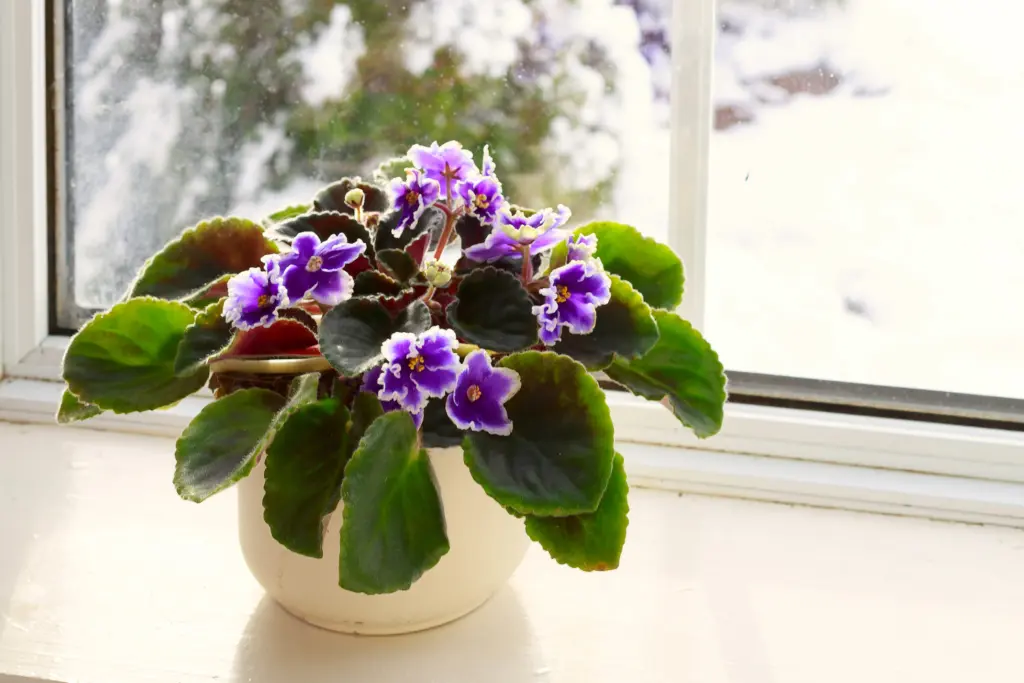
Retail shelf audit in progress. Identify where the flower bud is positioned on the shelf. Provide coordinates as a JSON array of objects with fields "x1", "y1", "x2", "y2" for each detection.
[
  {"x1": 344, "y1": 187, "x2": 365, "y2": 209},
  {"x1": 423, "y1": 260, "x2": 452, "y2": 288}
]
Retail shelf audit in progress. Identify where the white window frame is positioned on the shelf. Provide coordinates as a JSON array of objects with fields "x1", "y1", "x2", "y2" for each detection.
[{"x1": 3, "y1": 0, "x2": 1024, "y2": 526}]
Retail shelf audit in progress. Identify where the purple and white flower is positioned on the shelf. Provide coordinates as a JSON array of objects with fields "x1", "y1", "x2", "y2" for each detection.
[
  {"x1": 378, "y1": 327, "x2": 460, "y2": 413},
  {"x1": 223, "y1": 266, "x2": 286, "y2": 330},
  {"x1": 455, "y1": 174, "x2": 504, "y2": 224},
  {"x1": 271, "y1": 231, "x2": 366, "y2": 306},
  {"x1": 480, "y1": 145, "x2": 497, "y2": 177},
  {"x1": 360, "y1": 365, "x2": 424, "y2": 429},
  {"x1": 389, "y1": 168, "x2": 441, "y2": 236},
  {"x1": 533, "y1": 260, "x2": 612, "y2": 345},
  {"x1": 407, "y1": 141, "x2": 477, "y2": 196},
  {"x1": 446, "y1": 350, "x2": 521, "y2": 436},
  {"x1": 463, "y1": 205, "x2": 572, "y2": 263},
  {"x1": 566, "y1": 234, "x2": 598, "y2": 263}
]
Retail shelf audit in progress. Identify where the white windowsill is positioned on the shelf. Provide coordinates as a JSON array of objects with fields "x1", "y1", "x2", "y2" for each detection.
[{"x1": 3, "y1": 422, "x2": 1024, "y2": 683}]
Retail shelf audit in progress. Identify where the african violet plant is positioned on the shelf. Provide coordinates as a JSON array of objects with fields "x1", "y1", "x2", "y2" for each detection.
[{"x1": 56, "y1": 141, "x2": 727, "y2": 593}]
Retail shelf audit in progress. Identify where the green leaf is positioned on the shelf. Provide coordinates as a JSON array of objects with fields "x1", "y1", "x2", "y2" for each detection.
[
  {"x1": 552, "y1": 275, "x2": 659, "y2": 370},
  {"x1": 263, "y1": 398, "x2": 351, "y2": 558},
  {"x1": 267, "y1": 212, "x2": 374, "y2": 259},
  {"x1": 421, "y1": 398, "x2": 462, "y2": 448},
  {"x1": 375, "y1": 207, "x2": 443, "y2": 253},
  {"x1": 174, "y1": 299, "x2": 233, "y2": 376},
  {"x1": 264, "y1": 203, "x2": 312, "y2": 226},
  {"x1": 174, "y1": 388, "x2": 287, "y2": 502},
  {"x1": 463, "y1": 351, "x2": 615, "y2": 516},
  {"x1": 56, "y1": 388, "x2": 103, "y2": 424},
  {"x1": 605, "y1": 310, "x2": 727, "y2": 438},
  {"x1": 339, "y1": 411, "x2": 450, "y2": 594},
  {"x1": 127, "y1": 217, "x2": 278, "y2": 301},
  {"x1": 62, "y1": 298, "x2": 210, "y2": 413},
  {"x1": 447, "y1": 267, "x2": 538, "y2": 352},
  {"x1": 571, "y1": 221, "x2": 684, "y2": 310},
  {"x1": 352, "y1": 271, "x2": 405, "y2": 297},
  {"x1": 174, "y1": 373, "x2": 321, "y2": 502},
  {"x1": 319, "y1": 299, "x2": 431, "y2": 375},
  {"x1": 313, "y1": 178, "x2": 390, "y2": 215},
  {"x1": 376, "y1": 249, "x2": 420, "y2": 283},
  {"x1": 525, "y1": 452, "x2": 629, "y2": 571}
]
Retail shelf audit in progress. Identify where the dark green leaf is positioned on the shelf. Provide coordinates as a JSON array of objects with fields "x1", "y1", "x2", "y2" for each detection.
[
  {"x1": 62, "y1": 298, "x2": 210, "y2": 413},
  {"x1": 454, "y1": 214, "x2": 487, "y2": 249},
  {"x1": 174, "y1": 373, "x2": 321, "y2": 502},
  {"x1": 525, "y1": 452, "x2": 629, "y2": 571},
  {"x1": 375, "y1": 207, "x2": 443, "y2": 253},
  {"x1": 605, "y1": 310, "x2": 726, "y2": 438},
  {"x1": 571, "y1": 221, "x2": 684, "y2": 309},
  {"x1": 277, "y1": 306, "x2": 319, "y2": 333},
  {"x1": 552, "y1": 275, "x2": 659, "y2": 370},
  {"x1": 447, "y1": 266, "x2": 538, "y2": 352},
  {"x1": 174, "y1": 388, "x2": 287, "y2": 502},
  {"x1": 376, "y1": 249, "x2": 420, "y2": 283},
  {"x1": 339, "y1": 411, "x2": 449, "y2": 594},
  {"x1": 267, "y1": 212, "x2": 373, "y2": 260},
  {"x1": 421, "y1": 398, "x2": 462, "y2": 448},
  {"x1": 174, "y1": 299, "x2": 233, "y2": 376},
  {"x1": 56, "y1": 388, "x2": 103, "y2": 424},
  {"x1": 263, "y1": 398, "x2": 351, "y2": 558},
  {"x1": 264, "y1": 203, "x2": 312, "y2": 226},
  {"x1": 319, "y1": 299, "x2": 431, "y2": 375},
  {"x1": 463, "y1": 351, "x2": 615, "y2": 516},
  {"x1": 313, "y1": 178, "x2": 390, "y2": 215},
  {"x1": 352, "y1": 271, "x2": 404, "y2": 297},
  {"x1": 127, "y1": 217, "x2": 277, "y2": 301}
]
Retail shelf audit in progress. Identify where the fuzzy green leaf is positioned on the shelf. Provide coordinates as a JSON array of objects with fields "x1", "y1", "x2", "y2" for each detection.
[
  {"x1": 525, "y1": 452, "x2": 629, "y2": 571},
  {"x1": 339, "y1": 411, "x2": 449, "y2": 594},
  {"x1": 263, "y1": 398, "x2": 351, "y2": 558},
  {"x1": 264, "y1": 203, "x2": 312, "y2": 226},
  {"x1": 376, "y1": 249, "x2": 420, "y2": 283},
  {"x1": 352, "y1": 271, "x2": 405, "y2": 297},
  {"x1": 174, "y1": 299, "x2": 233, "y2": 375},
  {"x1": 421, "y1": 398, "x2": 462, "y2": 448},
  {"x1": 605, "y1": 310, "x2": 727, "y2": 438},
  {"x1": 552, "y1": 275, "x2": 659, "y2": 370},
  {"x1": 267, "y1": 211, "x2": 374, "y2": 259},
  {"x1": 56, "y1": 388, "x2": 103, "y2": 424},
  {"x1": 319, "y1": 299, "x2": 431, "y2": 375},
  {"x1": 463, "y1": 351, "x2": 615, "y2": 516},
  {"x1": 127, "y1": 217, "x2": 277, "y2": 301},
  {"x1": 173, "y1": 373, "x2": 321, "y2": 502},
  {"x1": 447, "y1": 266, "x2": 538, "y2": 352},
  {"x1": 313, "y1": 178, "x2": 390, "y2": 215},
  {"x1": 568, "y1": 221, "x2": 684, "y2": 309},
  {"x1": 62, "y1": 298, "x2": 209, "y2": 413}
]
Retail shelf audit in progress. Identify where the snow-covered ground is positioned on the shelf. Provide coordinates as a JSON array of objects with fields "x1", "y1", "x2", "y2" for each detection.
[{"x1": 70, "y1": 0, "x2": 1024, "y2": 399}]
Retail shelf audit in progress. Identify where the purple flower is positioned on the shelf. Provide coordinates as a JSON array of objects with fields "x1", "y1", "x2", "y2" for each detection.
[
  {"x1": 455, "y1": 175, "x2": 504, "y2": 224},
  {"x1": 566, "y1": 234, "x2": 598, "y2": 263},
  {"x1": 463, "y1": 205, "x2": 572, "y2": 263},
  {"x1": 407, "y1": 141, "x2": 477, "y2": 196},
  {"x1": 446, "y1": 350, "x2": 521, "y2": 436},
  {"x1": 360, "y1": 365, "x2": 424, "y2": 429},
  {"x1": 378, "y1": 327, "x2": 460, "y2": 413},
  {"x1": 533, "y1": 260, "x2": 612, "y2": 345},
  {"x1": 223, "y1": 266, "x2": 286, "y2": 330},
  {"x1": 480, "y1": 145, "x2": 497, "y2": 177},
  {"x1": 389, "y1": 168, "x2": 441, "y2": 237},
  {"x1": 272, "y1": 231, "x2": 366, "y2": 306}
]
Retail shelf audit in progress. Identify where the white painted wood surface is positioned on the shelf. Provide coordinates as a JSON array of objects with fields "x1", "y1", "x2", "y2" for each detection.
[{"x1": 3, "y1": 422, "x2": 1024, "y2": 683}]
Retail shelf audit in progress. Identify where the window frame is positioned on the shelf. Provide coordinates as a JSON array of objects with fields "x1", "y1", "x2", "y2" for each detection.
[{"x1": 4, "y1": 0, "x2": 1024, "y2": 524}]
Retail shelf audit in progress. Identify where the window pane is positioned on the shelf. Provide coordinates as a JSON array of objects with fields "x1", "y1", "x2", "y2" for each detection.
[
  {"x1": 707, "y1": 0, "x2": 1024, "y2": 399},
  {"x1": 61, "y1": 0, "x2": 671, "y2": 316}
]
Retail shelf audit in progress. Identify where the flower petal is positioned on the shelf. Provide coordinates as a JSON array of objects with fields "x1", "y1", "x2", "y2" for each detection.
[{"x1": 309, "y1": 270, "x2": 353, "y2": 306}]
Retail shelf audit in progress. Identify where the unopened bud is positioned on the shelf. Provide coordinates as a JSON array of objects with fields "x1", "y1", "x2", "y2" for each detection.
[
  {"x1": 423, "y1": 260, "x2": 452, "y2": 288},
  {"x1": 344, "y1": 187, "x2": 365, "y2": 209}
]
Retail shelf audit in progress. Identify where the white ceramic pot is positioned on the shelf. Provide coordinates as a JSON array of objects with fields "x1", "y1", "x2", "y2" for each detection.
[{"x1": 237, "y1": 443, "x2": 531, "y2": 635}]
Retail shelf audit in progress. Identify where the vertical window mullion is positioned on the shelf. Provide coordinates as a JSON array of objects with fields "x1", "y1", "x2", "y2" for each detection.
[{"x1": 669, "y1": 0, "x2": 716, "y2": 331}]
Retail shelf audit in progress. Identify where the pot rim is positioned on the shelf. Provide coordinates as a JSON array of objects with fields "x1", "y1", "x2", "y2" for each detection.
[{"x1": 208, "y1": 356, "x2": 333, "y2": 375}]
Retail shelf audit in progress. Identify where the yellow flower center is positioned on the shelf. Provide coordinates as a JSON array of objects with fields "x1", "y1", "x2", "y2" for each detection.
[
  {"x1": 474, "y1": 194, "x2": 489, "y2": 210},
  {"x1": 257, "y1": 294, "x2": 272, "y2": 308},
  {"x1": 466, "y1": 385, "x2": 482, "y2": 402},
  {"x1": 555, "y1": 286, "x2": 571, "y2": 303},
  {"x1": 407, "y1": 355, "x2": 425, "y2": 372},
  {"x1": 306, "y1": 255, "x2": 323, "y2": 272},
  {"x1": 405, "y1": 190, "x2": 420, "y2": 206}
]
